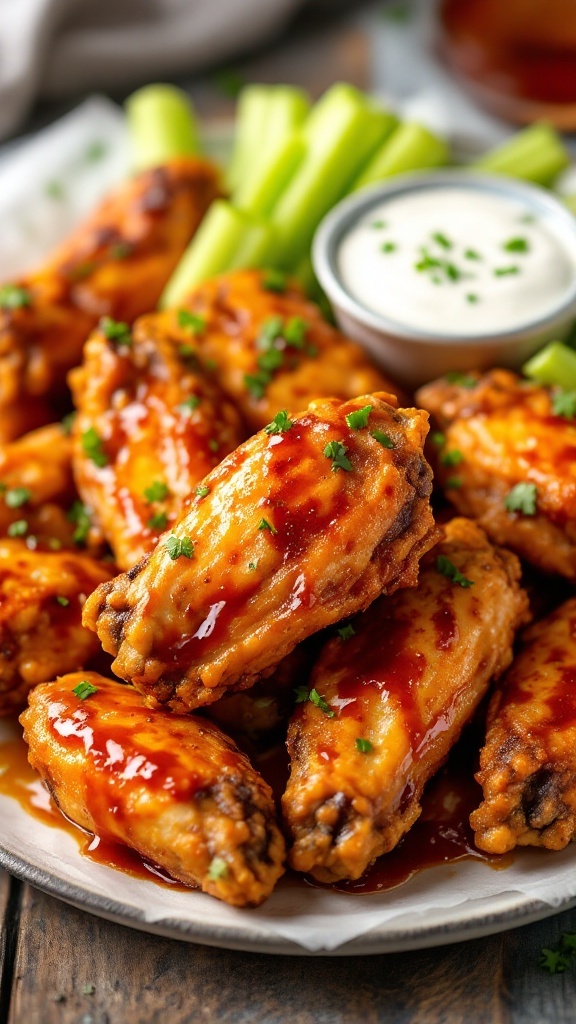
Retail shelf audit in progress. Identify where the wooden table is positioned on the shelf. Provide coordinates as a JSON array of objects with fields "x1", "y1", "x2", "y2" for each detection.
[{"x1": 2, "y1": 869, "x2": 576, "y2": 1023}]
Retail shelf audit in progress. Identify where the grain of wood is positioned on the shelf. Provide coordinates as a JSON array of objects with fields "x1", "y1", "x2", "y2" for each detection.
[{"x1": 0, "y1": 871, "x2": 20, "y2": 1024}]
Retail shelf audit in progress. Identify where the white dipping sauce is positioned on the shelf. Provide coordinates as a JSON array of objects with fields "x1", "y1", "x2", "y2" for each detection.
[{"x1": 338, "y1": 187, "x2": 576, "y2": 336}]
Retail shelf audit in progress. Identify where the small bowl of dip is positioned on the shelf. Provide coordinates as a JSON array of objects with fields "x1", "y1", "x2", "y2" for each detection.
[{"x1": 312, "y1": 170, "x2": 576, "y2": 388}]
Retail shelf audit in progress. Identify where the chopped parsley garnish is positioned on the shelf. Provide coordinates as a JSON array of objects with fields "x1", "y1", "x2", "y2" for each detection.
[
  {"x1": 148, "y1": 511, "x2": 168, "y2": 531},
  {"x1": 431, "y1": 431, "x2": 445, "y2": 448},
  {"x1": 284, "y1": 316, "x2": 308, "y2": 348},
  {"x1": 0, "y1": 285, "x2": 31, "y2": 310},
  {"x1": 356, "y1": 738, "x2": 373, "y2": 754},
  {"x1": 7, "y1": 519, "x2": 27, "y2": 537},
  {"x1": 539, "y1": 932, "x2": 576, "y2": 974},
  {"x1": 110, "y1": 242, "x2": 133, "y2": 260},
  {"x1": 48, "y1": 538, "x2": 62, "y2": 551},
  {"x1": 494, "y1": 265, "x2": 520, "y2": 277},
  {"x1": 165, "y1": 535, "x2": 194, "y2": 560},
  {"x1": 446, "y1": 476, "x2": 462, "y2": 489},
  {"x1": 256, "y1": 316, "x2": 284, "y2": 351},
  {"x1": 466, "y1": 293, "x2": 479, "y2": 304},
  {"x1": 371, "y1": 219, "x2": 387, "y2": 229},
  {"x1": 248, "y1": 560, "x2": 259, "y2": 572},
  {"x1": 81, "y1": 427, "x2": 108, "y2": 468},
  {"x1": 346, "y1": 405, "x2": 372, "y2": 430},
  {"x1": 5, "y1": 487, "x2": 30, "y2": 508},
  {"x1": 45, "y1": 180, "x2": 65, "y2": 200},
  {"x1": 257, "y1": 347, "x2": 284, "y2": 372},
  {"x1": 179, "y1": 395, "x2": 201, "y2": 414},
  {"x1": 432, "y1": 231, "x2": 452, "y2": 250},
  {"x1": 440, "y1": 449, "x2": 463, "y2": 468},
  {"x1": 56, "y1": 596, "x2": 70, "y2": 607},
  {"x1": 464, "y1": 249, "x2": 480, "y2": 261},
  {"x1": 436, "y1": 554, "x2": 474, "y2": 588},
  {"x1": 245, "y1": 316, "x2": 312, "y2": 399},
  {"x1": 68, "y1": 501, "x2": 91, "y2": 546},
  {"x1": 209, "y1": 439, "x2": 219, "y2": 452},
  {"x1": 99, "y1": 316, "x2": 131, "y2": 348},
  {"x1": 207, "y1": 856, "x2": 228, "y2": 881},
  {"x1": 445, "y1": 371, "x2": 476, "y2": 388},
  {"x1": 195, "y1": 485, "x2": 210, "y2": 498},
  {"x1": 261, "y1": 269, "x2": 287, "y2": 293},
  {"x1": 60, "y1": 411, "x2": 76, "y2": 436},
  {"x1": 178, "y1": 309, "x2": 206, "y2": 335},
  {"x1": 245, "y1": 371, "x2": 271, "y2": 401},
  {"x1": 372, "y1": 429, "x2": 394, "y2": 448},
  {"x1": 294, "y1": 686, "x2": 336, "y2": 717},
  {"x1": 73, "y1": 680, "x2": 98, "y2": 700},
  {"x1": 323, "y1": 440, "x2": 353, "y2": 472},
  {"x1": 144, "y1": 480, "x2": 170, "y2": 503},
  {"x1": 415, "y1": 249, "x2": 463, "y2": 283},
  {"x1": 505, "y1": 482, "x2": 537, "y2": 516},
  {"x1": 381, "y1": 241, "x2": 396, "y2": 253},
  {"x1": 85, "y1": 140, "x2": 107, "y2": 162},
  {"x1": 503, "y1": 237, "x2": 529, "y2": 254},
  {"x1": 338, "y1": 624, "x2": 356, "y2": 641},
  {"x1": 178, "y1": 344, "x2": 201, "y2": 366},
  {"x1": 551, "y1": 389, "x2": 576, "y2": 420},
  {"x1": 258, "y1": 518, "x2": 278, "y2": 535},
  {"x1": 264, "y1": 410, "x2": 293, "y2": 434}
]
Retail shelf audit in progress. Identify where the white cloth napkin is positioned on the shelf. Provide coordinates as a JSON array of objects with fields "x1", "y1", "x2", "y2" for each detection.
[{"x1": 0, "y1": 0, "x2": 305, "y2": 141}]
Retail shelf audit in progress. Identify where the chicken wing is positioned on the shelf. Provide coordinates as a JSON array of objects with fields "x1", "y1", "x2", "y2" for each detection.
[
  {"x1": 174, "y1": 269, "x2": 399, "y2": 431},
  {"x1": 0, "y1": 542, "x2": 114, "y2": 715},
  {"x1": 0, "y1": 157, "x2": 220, "y2": 439},
  {"x1": 83, "y1": 393, "x2": 439, "y2": 712},
  {"x1": 69, "y1": 311, "x2": 245, "y2": 569},
  {"x1": 417, "y1": 369, "x2": 576, "y2": 579},
  {"x1": 21, "y1": 672, "x2": 285, "y2": 906},
  {"x1": 283, "y1": 517, "x2": 529, "y2": 883},
  {"x1": 471, "y1": 597, "x2": 576, "y2": 853}
]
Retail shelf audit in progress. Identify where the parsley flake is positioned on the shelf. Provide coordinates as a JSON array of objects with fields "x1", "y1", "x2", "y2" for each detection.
[
  {"x1": 552, "y1": 389, "x2": 576, "y2": 420},
  {"x1": 505, "y1": 482, "x2": 537, "y2": 516},
  {"x1": 248, "y1": 560, "x2": 259, "y2": 572},
  {"x1": 432, "y1": 231, "x2": 452, "y2": 250},
  {"x1": 261, "y1": 269, "x2": 287, "y2": 293},
  {"x1": 466, "y1": 293, "x2": 479, "y2": 304},
  {"x1": 441, "y1": 449, "x2": 463, "y2": 468},
  {"x1": 324, "y1": 440, "x2": 353, "y2": 472},
  {"x1": 431, "y1": 432, "x2": 446, "y2": 448},
  {"x1": 494, "y1": 266, "x2": 520, "y2": 277},
  {"x1": 81, "y1": 428, "x2": 108, "y2": 468},
  {"x1": 68, "y1": 501, "x2": 91, "y2": 546},
  {"x1": 0, "y1": 285, "x2": 31, "y2": 310},
  {"x1": 144, "y1": 480, "x2": 170, "y2": 503},
  {"x1": 445, "y1": 372, "x2": 476, "y2": 389},
  {"x1": 381, "y1": 241, "x2": 396, "y2": 253},
  {"x1": 295, "y1": 686, "x2": 335, "y2": 717},
  {"x1": 372, "y1": 429, "x2": 394, "y2": 448},
  {"x1": 356, "y1": 738, "x2": 373, "y2": 754},
  {"x1": 464, "y1": 249, "x2": 481, "y2": 261},
  {"x1": 284, "y1": 316, "x2": 308, "y2": 348},
  {"x1": 346, "y1": 405, "x2": 372, "y2": 430},
  {"x1": 5, "y1": 487, "x2": 30, "y2": 508},
  {"x1": 208, "y1": 856, "x2": 228, "y2": 881},
  {"x1": 73, "y1": 680, "x2": 98, "y2": 700},
  {"x1": 165, "y1": 535, "x2": 194, "y2": 560},
  {"x1": 148, "y1": 511, "x2": 168, "y2": 531},
  {"x1": 61, "y1": 411, "x2": 76, "y2": 436},
  {"x1": 338, "y1": 624, "x2": 356, "y2": 641},
  {"x1": 195, "y1": 486, "x2": 210, "y2": 498},
  {"x1": 540, "y1": 948, "x2": 571, "y2": 975},
  {"x1": 179, "y1": 395, "x2": 201, "y2": 414},
  {"x1": 244, "y1": 371, "x2": 271, "y2": 401},
  {"x1": 99, "y1": 316, "x2": 131, "y2": 348},
  {"x1": 264, "y1": 410, "x2": 293, "y2": 434},
  {"x1": 7, "y1": 519, "x2": 27, "y2": 537},
  {"x1": 436, "y1": 554, "x2": 474, "y2": 588},
  {"x1": 178, "y1": 309, "x2": 206, "y2": 335},
  {"x1": 371, "y1": 219, "x2": 387, "y2": 229},
  {"x1": 56, "y1": 596, "x2": 69, "y2": 607},
  {"x1": 446, "y1": 476, "x2": 462, "y2": 489},
  {"x1": 209, "y1": 439, "x2": 219, "y2": 452},
  {"x1": 258, "y1": 518, "x2": 278, "y2": 535},
  {"x1": 503, "y1": 237, "x2": 529, "y2": 254}
]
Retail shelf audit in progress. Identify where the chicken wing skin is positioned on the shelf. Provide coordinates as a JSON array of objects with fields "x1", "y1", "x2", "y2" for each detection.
[
  {"x1": 283, "y1": 517, "x2": 529, "y2": 883},
  {"x1": 0, "y1": 542, "x2": 113, "y2": 715},
  {"x1": 69, "y1": 311, "x2": 245, "y2": 570},
  {"x1": 0, "y1": 158, "x2": 220, "y2": 439},
  {"x1": 417, "y1": 369, "x2": 576, "y2": 579},
  {"x1": 175, "y1": 269, "x2": 398, "y2": 431},
  {"x1": 471, "y1": 597, "x2": 576, "y2": 854},
  {"x1": 21, "y1": 673, "x2": 285, "y2": 906},
  {"x1": 83, "y1": 393, "x2": 439, "y2": 713}
]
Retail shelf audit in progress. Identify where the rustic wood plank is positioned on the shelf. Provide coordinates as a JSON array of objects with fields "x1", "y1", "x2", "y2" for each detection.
[
  {"x1": 0, "y1": 871, "x2": 20, "y2": 1024},
  {"x1": 16, "y1": 882, "x2": 576, "y2": 1024}
]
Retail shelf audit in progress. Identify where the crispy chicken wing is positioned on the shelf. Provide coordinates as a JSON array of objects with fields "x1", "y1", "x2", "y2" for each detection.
[
  {"x1": 83, "y1": 393, "x2": 439, "y2": 712},
  {"x1": 69, "y1": 311, "x2": 245, "y2": 569},
  {"x1": 471, "y1": 597, "x2": 576, "y2": 853},
  {"x1": 283, "y1": 518, "x2": 529, "y2": 883},
  {"x1": 0, "y1": 542, "x2": 113, "y2": 715},
  {"x1": 417, "y1": 369, "x2": 576, "y2": 579},
  {"x1": 21, "y1": 673, "x2": 285, "y2": 906},
  {"x1": 0, "y1": 158, "x2": 220, "y2": 439},
  {"x1": 176, "y1": 269, "x2": 399, "y2": 431}
]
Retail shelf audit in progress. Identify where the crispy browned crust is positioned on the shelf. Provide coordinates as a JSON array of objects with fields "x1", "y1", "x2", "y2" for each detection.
[
  {"x1": 83, "y1": 393, "x2": 439, "y2": 712},
  {"x1": 283, "y1": 517, "x2": 529, "y2": 883},
  {"x1": 471, "y1": 597, "x2": 576, "y2": 854},
  {"x1": 21, "y1": 673, "x2": 285, "y2": 906}
]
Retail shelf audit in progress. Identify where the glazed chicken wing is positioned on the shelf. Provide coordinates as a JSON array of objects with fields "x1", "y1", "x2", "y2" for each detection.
[
  {"x1": 283, "y1": 517, "x2": 529, "y2": 883},
  {"x1": 471, "y1": 597, "x2": 576, "y2": 854},
  {"x1": 417, "y1": 369, "x2": 576, "y2": 579},
  {"x1": 69, "y1": 311, "x2": 244, "y2": 569},
  {"x1": 0, "y1": 158, "x2": 220, "y2": 439},
  {"x1": 174, "y1": 269, "x2": 399, "y2": 431},
  {"x1": 0, "y1": 542, "x2": 113, "y2": 715},
  {"x1": 83, "y1": 393, "x2": 439, "y2": 712},
  {"x1": 21, "y1": 673, "x2": 285, "y2": 906}
]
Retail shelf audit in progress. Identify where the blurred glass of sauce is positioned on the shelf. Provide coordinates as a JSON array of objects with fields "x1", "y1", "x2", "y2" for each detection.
[{"x1": 439, "y1": 0, "x2": 576, "y2": 128}]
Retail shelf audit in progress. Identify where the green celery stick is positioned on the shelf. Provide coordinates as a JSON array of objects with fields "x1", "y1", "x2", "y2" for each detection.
[
  {"x1": 271, "y1": 84, "x2": 397, "y2": 270},
  {"x1": 474, "y1": 123, "x2": 570, "y2": 187},
  {"x1": 352, "y1": 121, "x2": 448, "y2": 191},
  {"x1": 234, "y1": 135, "x2": 306, "y2": 215},
  {"x1": 159, "y1": 200, "x2": 271, "y2": 307},
  {"x1": 523, "y1": 341, "x2": 576, "y2": 388},
  {"x1": 126, "y1": 85, "x2": 199, "y2": 171},
  {"x1": 226, "y1": 86, "x2": 273, "y2": 193},
  {"x1": 259, "y1": 86, "x2": 310, "y2": 155},
  {"x1": 564, "y1": 195, "x2": 576, "y2": 215}
]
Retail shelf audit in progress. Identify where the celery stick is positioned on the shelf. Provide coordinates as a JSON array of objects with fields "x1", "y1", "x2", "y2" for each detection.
[
  {"x1": 474, "y1": 123, "x2": 570, "y2": 187},
  {"x1": 234, "y1": 136, "x2": 306, "y2": 216},
  {"x1": 260, "y1": 86, "x2": 310, "y2": 155},
  {"x1": 126, "y1": 85, "x2": 199, "y2": 171},
  {"x1": 271, "y1": 84, "x2": 397, "y2": 270},
  {"x1": 352, "y1": 121, "x2": 448, "y2": 191},
  {"x1": 564, "y1": 195, "x2": 576, "y2": 216},
  {"x1": 226, "y1": 86, "x2": 273, "y2": 193},
  {"x1": 523, "y1": 341, "x2": 576, "y2": 388},
  {"x1": 159, "y1": 200, "x2": 270, "y2": 307}
]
